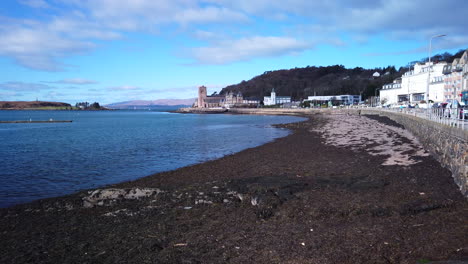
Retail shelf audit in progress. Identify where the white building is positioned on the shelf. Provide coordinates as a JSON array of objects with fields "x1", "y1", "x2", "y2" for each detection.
[
  {"x1": 380, "y1": 62, "x2": 446, "y2": 106},
  {"x1": 263, "y1": 88, "x2": 291, "y2": 106},
  {"x1": 307, "y1": 95, "x2": 361, "y2": 105}
]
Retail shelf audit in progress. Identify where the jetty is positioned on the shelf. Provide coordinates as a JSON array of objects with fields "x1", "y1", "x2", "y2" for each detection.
[{"x1": 0, "y1": 120, "x2": 72, "y2": 123}]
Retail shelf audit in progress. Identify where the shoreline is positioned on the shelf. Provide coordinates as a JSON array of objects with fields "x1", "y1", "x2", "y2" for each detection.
[{"x1": 1, "y1": 112, "x2": 467, "y2": 263}]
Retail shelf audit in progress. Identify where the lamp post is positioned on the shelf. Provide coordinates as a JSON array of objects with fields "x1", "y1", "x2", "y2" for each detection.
[
  {"x1": 426, "y1": 34, "x2": 446, "y2": 107},
  {"x1": 407, "y1": 62, "x2": 412, "y2": 106},
  {"x1": 374, "y1": 88, "x2": 380, "y2": 107}
]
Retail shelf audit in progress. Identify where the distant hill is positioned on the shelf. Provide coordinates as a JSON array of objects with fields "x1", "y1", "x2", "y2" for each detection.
[
  {"x1": 106, "y1": 99, "x2": 196, "y2": 109},
  {"x1": 0, "y1": 101, "x2": 71, "y2": 109}
]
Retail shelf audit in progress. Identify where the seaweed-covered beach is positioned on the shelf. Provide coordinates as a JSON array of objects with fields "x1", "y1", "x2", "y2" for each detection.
[{"x1": 1, "y1": 113, "x2": 467, "y2": 264}]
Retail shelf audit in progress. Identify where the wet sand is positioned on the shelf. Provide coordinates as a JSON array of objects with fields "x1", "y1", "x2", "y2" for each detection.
[{"x1": 0, "y1": 113, "x2": 467, "y2": 264}]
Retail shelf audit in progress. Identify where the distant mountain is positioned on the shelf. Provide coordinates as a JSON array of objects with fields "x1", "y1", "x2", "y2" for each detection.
[{"x1": 106, "y1": 99, "x2": 196, "y2": 109}]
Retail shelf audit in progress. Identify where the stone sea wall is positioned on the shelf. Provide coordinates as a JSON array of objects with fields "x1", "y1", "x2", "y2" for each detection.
[{"x1": 359, "y1": 109, "x2": 468, "y2": 196}]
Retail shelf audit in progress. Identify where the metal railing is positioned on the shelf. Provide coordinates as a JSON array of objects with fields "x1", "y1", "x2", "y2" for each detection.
[{"x1": 377, "y1": 107, "x2": 467, "y2": 131}]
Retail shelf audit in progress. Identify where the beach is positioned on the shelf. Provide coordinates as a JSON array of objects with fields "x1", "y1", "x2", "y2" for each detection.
[{"x1": 0, "y1": 112, "x2": 467, "y2": 264}]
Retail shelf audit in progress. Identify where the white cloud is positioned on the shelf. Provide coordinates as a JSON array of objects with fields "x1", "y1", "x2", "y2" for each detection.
[
  {"x1": 191, "y1": 36, "x2": 311, "y2": 64},
  {"x1": 0, "y1": 21, "x2": 95, "y2": 71},
  {"x1": 2, "y1": 0, "x2": 468, "y2": 71},
  {"x1": 47, "y1": 78, "x2": 98, "y2": 85}
]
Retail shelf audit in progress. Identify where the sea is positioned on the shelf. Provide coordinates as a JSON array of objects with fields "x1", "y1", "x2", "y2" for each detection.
[{"x1": 0, "y1": 109, "x2": 305, "y2": 208}]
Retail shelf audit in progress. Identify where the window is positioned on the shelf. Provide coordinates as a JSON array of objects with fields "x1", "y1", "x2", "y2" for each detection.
[
  {"x1": 413, "y1": 94, "x2": 424, "y2": 101},
  {"x1": 398, "y1": 95, "x2": 409, "y2": 102}
]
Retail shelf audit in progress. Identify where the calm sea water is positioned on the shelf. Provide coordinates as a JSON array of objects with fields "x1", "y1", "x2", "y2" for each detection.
[{"x1": 0, "y1": 110, "x2": 305, "y2": 207}]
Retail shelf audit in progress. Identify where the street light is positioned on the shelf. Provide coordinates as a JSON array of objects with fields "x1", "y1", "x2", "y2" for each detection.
[
  {"x1": 374, "y1": 88, "x2": 380, "y2": 107},
  {"x1": 425, "y1": 34, "x2": 446, "y2": 107},
  {"x1": 407, "y1": 62, "x2": 413, "y2": 106}
]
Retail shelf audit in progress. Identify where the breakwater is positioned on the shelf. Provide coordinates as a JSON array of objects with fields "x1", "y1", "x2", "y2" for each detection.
[{"x1": 0, "y1": 120, "x2": 72, "y2": 123}]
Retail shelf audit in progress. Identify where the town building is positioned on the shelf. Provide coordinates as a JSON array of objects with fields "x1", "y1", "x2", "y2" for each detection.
[
  {"x1": 443, "y1": 58, "x2": 464, "y2": 101},
  {"x1": 307, "y1": 95, "x2": 361, "y2": 105},
  {"x1": 195, "y1": 86, "x2": 260, "y2": 108},
  {"x1": 463, "y1": 50, "x2": 468, "y2": 104},
  {"x1": 380, "y1": 62, "x2": 446, "y2": 106},
  {"x1": 381, "y1": 50, "x2": 468, "y2": 106},
  {"x1": 445, "y1": 49, "x2": 468, "y2": 103},
  {"x1": 263, "y1": 88, "x2": 291, "y2": 106},
  {"x1": 242, "y1": 97, "x2": 261, "y2": 106},
  {"x1": 224, "y1": 91, "x2": 243, "y2": 107}
]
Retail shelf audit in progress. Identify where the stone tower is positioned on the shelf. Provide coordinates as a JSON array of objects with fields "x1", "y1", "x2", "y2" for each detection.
[{"x1": 198, "y1": 85, "x2": 207, "y2": 108}]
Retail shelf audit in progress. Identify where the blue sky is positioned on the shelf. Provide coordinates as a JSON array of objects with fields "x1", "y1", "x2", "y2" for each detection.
[{"x1": 1, "y1": 0, "x2": 467, "y2": 104}]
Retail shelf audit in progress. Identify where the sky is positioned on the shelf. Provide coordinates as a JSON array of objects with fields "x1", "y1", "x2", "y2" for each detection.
[{"x1": 0, "y1": 0, "x2": 467, "y2": 104}]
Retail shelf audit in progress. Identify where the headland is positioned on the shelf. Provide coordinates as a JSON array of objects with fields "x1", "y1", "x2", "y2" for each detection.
[{"x1": 0, "y1": 111, "x2": 466, "y2": 263}]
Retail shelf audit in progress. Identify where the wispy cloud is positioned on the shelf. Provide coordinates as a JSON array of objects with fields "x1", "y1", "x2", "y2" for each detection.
[
  {"x1": 18, "y1": 0, "x2": 50, "y2": 9},
  {"x1": 0, "y1": 91, "x2": 23, "y2": 99},
  {"x1": 44, "y1": 91, "x2": 67, "y2": 99},
  {"x1": 363, "y1": 47, "x2": 427, "y2": 57},
  {"x1": 174, "y1": 7, "x2": 249, "y2": 25},
  {"x1": 0, "y1": 82, "x2": 54, "y2": 91},
  {"x1": 190, "y1": 36, "x2": 311, "y2": 64},
  {"x1": 46, "y1": 78, "x2": 98, "y2": 85},
  {"x1": 107, "y1": 85, "x2": 141, "y2": 91},
  {"x1": 147, "y1": 86, "x2": 198, "y2": 94}
]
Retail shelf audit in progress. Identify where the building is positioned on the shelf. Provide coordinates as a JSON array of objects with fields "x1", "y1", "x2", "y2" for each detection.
[
  {"x1": 307, "y1": 95, "x2": 361, "y2": 105},
  {"x1": 445, "y1": 49, "x2": 468, "y2": 103},
  {"x1": 196, "y1": 85, "x2": 224, "y2": 108},
  {"x1": 224, "y1": 91, "x2": 243, "y2": 107},
  {"x1": 381, "y1": 50, "x2": 468, "y2": 106},
  {"x1": 197, "y1": 85, "x2": 207, "y2": 108},
  {"x1": 224, "y1": 91, "x2": 260, "y2": 108},
  {"x1": 443, "y1": 58, "x2": 464, "y2": 101},
  {"x1": 195, "y1": 86, "x2": 260, "y2": 108},
  {"x1": 263, "y1": 88, "x2": 291, "y2": 106},
  {"x1": 463, "y1": 50, "x2": 468, "y2": 103},
  {"x1": 380, "y1": 62, "x2": 446, "y2": 106},
  {"x1": 242, "y1": 97, "x2": 261, "y2": 106}
]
